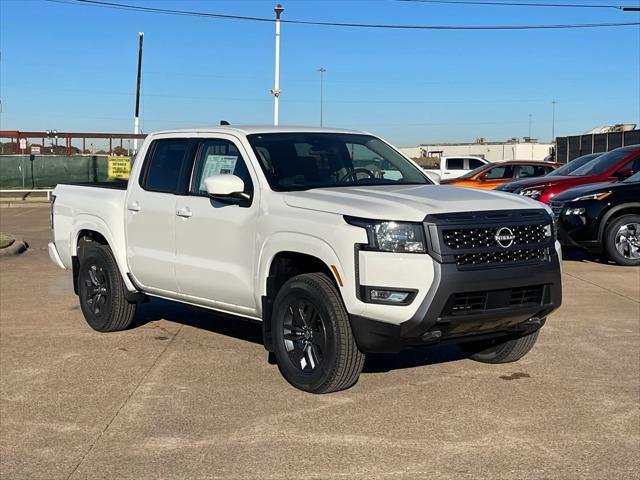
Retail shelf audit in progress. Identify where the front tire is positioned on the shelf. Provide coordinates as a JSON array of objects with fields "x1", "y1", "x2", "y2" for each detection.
[
  {"x1": 604, "y1": 214, "x2": 640, "y2": 266},
  {"x1": 78, "y1": 244, "x2": 136, "y2": 332},
  {"x1": 272, "y1": 273, "x2": 365, "y2": 394},
  {"x1": 458, "y1": 330, "x2": 540, "y2": 364}
]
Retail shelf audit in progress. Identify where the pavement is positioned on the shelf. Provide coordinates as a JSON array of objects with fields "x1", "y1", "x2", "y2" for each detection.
[{"x1": 1, "y1": 207, "x2": 639, "y2": 480}]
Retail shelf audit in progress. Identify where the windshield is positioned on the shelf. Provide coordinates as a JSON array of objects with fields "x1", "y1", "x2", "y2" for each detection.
[
  {"x1": 247, "y1": 133, "x2": 429, "y2": 191},
  {"x1": 548, "y1": 153, "x2": 601, "y2": 177},
  {"x1": 624, "y1": 171, "x2": 640, "y2": 183},
  {"x1": 569, "y1": 148, "x2": 634, "y2": 176}
]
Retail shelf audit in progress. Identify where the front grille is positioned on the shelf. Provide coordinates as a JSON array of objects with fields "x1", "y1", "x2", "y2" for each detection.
[
  {"x1": 442, "y1": 224, "x2": 547, "y2": 250},
  {"x1": 455, "y1": 247, "x2": 547, "y2": 267},
  {"x1": 549, "y1": 201, "x2": 565, "y2": 221},
  {"x1": 442, "y1": 285, "x2": 545, "y2": 316}
]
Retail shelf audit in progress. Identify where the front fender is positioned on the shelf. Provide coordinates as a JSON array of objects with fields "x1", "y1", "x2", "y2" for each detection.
[{"x1": 256, "y1": 232, "x2": 350, "y2": 312}]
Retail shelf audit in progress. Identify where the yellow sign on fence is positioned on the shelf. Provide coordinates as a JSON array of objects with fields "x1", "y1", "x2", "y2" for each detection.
[{"x1": 107, "y1": 156, "x2": 131, "y2": 179}]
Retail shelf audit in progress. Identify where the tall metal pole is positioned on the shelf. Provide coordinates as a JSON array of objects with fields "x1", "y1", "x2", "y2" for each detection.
[
  {"x1": 272, "y1": 5, "x2": 284, "y2": 126},
  {"x1": 133, "y1": 32, "x2": 144, "y2": 153},
  {"x1": 551, "y1": 100, "x2": 556, "y2": 142},
  {"x1": 528, "y1": 114, "x2": 532, "y2": 139},
  {"x1": 318, "y1": 67, "x2": 326, "y2": 127}
]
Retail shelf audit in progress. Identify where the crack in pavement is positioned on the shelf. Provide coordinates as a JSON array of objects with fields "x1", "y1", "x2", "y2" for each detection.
[
  {"x1": 564, "y1": 271, "x2": 640, "y2": 304},
  {"x1": 65, "y1": 324, "x2": 184, "y2": 480}
]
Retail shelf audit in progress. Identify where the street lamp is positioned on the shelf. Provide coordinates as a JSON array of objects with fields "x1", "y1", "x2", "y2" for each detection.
[
  {"x1": 318, "y1": 67, "x2": 326, "y2": 127},
  {"x1": 551, "y1": 100, "x2": 557, "y2": 142},
  {"x1": 271, "y1": 4, "x2": 284, "y2": 126},
  {"x1": 528, "y1": 114, "x2": 533, "y2": 139}
]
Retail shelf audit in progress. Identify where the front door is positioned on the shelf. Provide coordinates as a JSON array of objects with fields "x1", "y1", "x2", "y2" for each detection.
[{"x1": 174, "y1": 136, "x2": 260, "y2": 316}]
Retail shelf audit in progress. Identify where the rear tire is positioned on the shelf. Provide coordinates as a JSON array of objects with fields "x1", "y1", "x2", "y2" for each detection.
[
  {"x1": 78, "y1": 244, "x2": 136, "y2": 332},
  {"x1": 604, "y1": 214, "x2": 640, "y2": 266},
  {"x1": 458, "y1": 330, "x2": 540, "y2": 364},
  {"x1": 272, "y1": 273, "x2": 365, "y2": 394}
]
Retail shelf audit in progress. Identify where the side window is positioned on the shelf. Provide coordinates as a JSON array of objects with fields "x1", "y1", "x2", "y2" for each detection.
[
  {"x1": 484, "y1": 165, "x2": 515, "y2": 179},
  {"x1": 616, "y1": 156, "x2": 640, "y2": 176},
  {"x1": 517, "y1": 165, "x2": 536, "y2": 178},
  {"x1": 446, "y1": 158, "x2": 464, "y2": 170},
  {"x1": 468, "y1": 158, "x2": 484, "y2": 169},
  {"x1": 191, "y1": 139, "x2": 252, "y2": 195},
  {"x1": 143, "y1": 139, "x2": 189, "y2": 193}
]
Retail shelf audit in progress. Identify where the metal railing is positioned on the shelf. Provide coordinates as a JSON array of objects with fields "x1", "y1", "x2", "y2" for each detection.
[{"x1": 0, "y1": 189, "x2": 54, "y2": 201}]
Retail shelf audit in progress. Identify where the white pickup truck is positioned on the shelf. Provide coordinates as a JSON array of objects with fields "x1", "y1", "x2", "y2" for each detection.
[
  {"x1": 422, "y1": 156, "x2": 489, "y2": 184},
  {"x1": 49, "y1": 126, "x2": 562, "y2": 393}
]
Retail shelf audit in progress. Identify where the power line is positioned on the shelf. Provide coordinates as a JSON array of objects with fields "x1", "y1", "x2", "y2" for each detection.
[
  {"x1": 46, "y1": 0, "x2": 640, "y2": 30},
  {"x1": 395, "y1": 0, "x2": 636, "y2": 10}
]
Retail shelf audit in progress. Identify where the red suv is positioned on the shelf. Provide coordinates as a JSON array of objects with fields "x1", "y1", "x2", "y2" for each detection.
[{"x1": 517, "y1": 145, "x2": 640, "y2": 204}]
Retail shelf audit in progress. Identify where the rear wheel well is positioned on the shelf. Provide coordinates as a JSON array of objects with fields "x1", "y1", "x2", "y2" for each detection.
[{"x1": 262, "y1": 252, "x2": 339, "y2": 352}]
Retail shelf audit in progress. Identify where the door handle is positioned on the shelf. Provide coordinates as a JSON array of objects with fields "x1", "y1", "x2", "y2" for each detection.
[
  {"x1": 127, "y1": 202, "x2": 142, "y2": 212},
  {"x1": 176, "y1": 207, "x2": 192, "y2": 218}
]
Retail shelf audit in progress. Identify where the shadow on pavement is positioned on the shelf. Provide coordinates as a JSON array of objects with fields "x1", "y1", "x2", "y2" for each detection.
[
  {"x1": 130, "y1": 298, "x2": 465, "y2": 373},
  {"x1": 561, "y1": 246, "x2": 613, "y2": 265}
]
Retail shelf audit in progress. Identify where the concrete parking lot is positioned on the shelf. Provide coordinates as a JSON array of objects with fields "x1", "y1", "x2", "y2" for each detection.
[{"x1": 1, "y1": 207, "x2": 638, "y2": 480}]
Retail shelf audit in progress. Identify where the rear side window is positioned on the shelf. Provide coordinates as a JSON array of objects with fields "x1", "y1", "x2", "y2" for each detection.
[
  {"x1": 446, "y1": 158, "x2": 464, "y2": 170},
  {"x1": 485, "y1": 165, "x2": 515, "y2": 179},
  {"x1": 468, "y1": 158, "x2": 484, "y2": 169},
  {"x1": 518, "y1": 164, "x2": 548, "y2": 178},
  {"x1": 143, "y1": 139, "x2": 189, "y2": 193}
]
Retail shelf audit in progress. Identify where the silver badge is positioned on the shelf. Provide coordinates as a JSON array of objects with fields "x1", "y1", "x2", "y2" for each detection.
[{"x1": 495, "y1": 227, "x2": 515, "y2": 248}]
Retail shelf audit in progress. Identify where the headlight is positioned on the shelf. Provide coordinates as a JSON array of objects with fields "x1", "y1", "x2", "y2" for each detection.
[
  {"x1": 345, "y1": 217, "x2": 426, "y2": 253},
  {"x1": 565, "y1": 207, "x2": 586, "y2": 216},
  {"x1": 571, "y1": 192, "x2": 611, "y2": 202},
  {"x1": 520, "y1": 189, "x2": 542, "y2": 200}
]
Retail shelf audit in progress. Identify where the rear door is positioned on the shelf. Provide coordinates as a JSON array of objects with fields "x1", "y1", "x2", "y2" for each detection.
[
  {"x1": 442, "y1": 157, "x2": 466, "y2": 179},
  {"x1": 173, "y1": 135, "x2": 260, "y2": 315},
  {"x1": 125, "y1": 136, "x2": 191, "y2": 294}
]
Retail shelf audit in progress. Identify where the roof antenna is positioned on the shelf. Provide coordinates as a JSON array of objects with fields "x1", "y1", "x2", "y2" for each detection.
[{"x1": 220, "y1": 120, "x2": 230, "y2": 125}]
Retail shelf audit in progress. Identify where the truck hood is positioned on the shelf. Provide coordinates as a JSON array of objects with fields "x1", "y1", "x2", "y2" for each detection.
[{"x1": 283, "y1": 184, "x2": 545, "y2": 221}]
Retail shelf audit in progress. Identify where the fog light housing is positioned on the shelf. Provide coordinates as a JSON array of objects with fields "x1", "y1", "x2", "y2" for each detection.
[{"x1": 363, "y1": 287, "x2": 416, "y2": 305}]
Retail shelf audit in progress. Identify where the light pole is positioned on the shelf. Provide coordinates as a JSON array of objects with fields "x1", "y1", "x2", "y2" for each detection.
[
  {"x1": 551, "y1": 100, "x2": 556, "y2": 142},
  {"x1": 318, "y1": 67, "x2": 326, "y2": 127},
  {"x1": 272, "y1": 4, "x2": 284, "y2": 126},
  {"x1": 528, "y1": 114, "x2": 533, "y2": 139},
  {"x1": 134, "y1": 32, "x2": 144, "y2": 153}
]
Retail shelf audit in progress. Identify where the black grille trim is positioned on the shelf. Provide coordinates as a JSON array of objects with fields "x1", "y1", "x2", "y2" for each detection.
[
  {"x1": 442, "y1": 284, "x2": 546, "y2": 317},
  {"x1": 442, "y1": 224, "x2": 547, "y2": 250},
  {"x1": 455, "y1": 247, "x2": 548, "y2": 268}
]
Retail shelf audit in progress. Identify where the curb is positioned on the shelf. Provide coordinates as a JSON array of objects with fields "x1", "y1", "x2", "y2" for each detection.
[{"x1": 0, "y1": 237, "x2": 29, "y2": 257}]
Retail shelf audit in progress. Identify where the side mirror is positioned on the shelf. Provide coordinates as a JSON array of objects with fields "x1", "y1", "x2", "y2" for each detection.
[
  {"x1": 204, "y1": 175, "x2": 250, "y2": 205},
  {"x1": 615, "y1": 168, "x2": 634, "y2": 180},
  {"x1": 478, "y1": 173, "x2": 487, "y2": 181}
]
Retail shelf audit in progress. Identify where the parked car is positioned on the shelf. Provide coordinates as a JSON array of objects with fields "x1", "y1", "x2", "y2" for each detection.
[
  {"x1": 551, "y1": 171, "x2": 640, "y2": 266},
  {"x1": 517, "y1": 145, "x2": 640, "y2": 204},
  {"x1": 48, "y1": 126, "x2": 562, "y2": 393},
  {"x1": 496, "y1": 152, "x2": 603, "y2": 194},
  {"x1": 440, "y1": 161, "x2": 559, "y2": 190},
  {"x1": 422, "y1": 156, "x2": 489, "y2": 184}
]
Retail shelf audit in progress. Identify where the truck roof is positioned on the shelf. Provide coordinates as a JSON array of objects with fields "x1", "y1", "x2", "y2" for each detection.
[{"x1": 148, "y1": 125, "x2": 367, "y2": 136}]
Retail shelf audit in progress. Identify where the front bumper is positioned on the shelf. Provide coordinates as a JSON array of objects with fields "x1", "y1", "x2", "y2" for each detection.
[{"x1": 349, "y1": 252, "x2": 562, "y2": 353}]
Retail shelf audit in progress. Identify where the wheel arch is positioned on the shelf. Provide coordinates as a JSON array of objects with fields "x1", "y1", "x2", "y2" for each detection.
[
  {"x1": 71, "y1": 216, "x2": 138, "y2": 295},
  {"x1": 598, "y1": 203, "x2": 640, "y2": 244},
  {"x1": 257, "y1": 234, "x2": 347, "y2": 352}
]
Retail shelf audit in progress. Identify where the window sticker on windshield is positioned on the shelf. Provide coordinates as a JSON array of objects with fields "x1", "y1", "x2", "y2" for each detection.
[{"x1": 199, "y1": 155, "x2": 238, "y2": 190}]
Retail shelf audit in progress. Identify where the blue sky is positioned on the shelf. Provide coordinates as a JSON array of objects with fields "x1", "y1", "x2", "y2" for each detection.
[{"x1": 1, "y1": 0, "x2": 639, "y2": 146}]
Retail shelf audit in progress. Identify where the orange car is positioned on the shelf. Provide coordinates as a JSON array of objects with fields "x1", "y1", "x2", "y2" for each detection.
[{"x1": 440, "y1": 160, "x2": 560, "y2": 190}]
